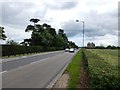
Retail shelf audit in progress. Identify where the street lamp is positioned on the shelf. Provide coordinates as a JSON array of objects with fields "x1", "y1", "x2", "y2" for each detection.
[{"x1": 76, "y1": 20, "x2": 85, "y2": 48}]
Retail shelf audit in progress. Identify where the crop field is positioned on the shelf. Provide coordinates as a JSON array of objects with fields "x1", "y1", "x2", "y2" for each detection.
[{"x1": 84, "y1": 49, "x2": 120, "y2": 88}]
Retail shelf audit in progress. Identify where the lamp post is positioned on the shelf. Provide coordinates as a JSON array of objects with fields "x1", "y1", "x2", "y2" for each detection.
[{"x1": 76, "y1": 20, "x2": 85, "y2": 48}]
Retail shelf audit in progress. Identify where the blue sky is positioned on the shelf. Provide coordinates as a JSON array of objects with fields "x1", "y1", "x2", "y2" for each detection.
[{"x1": 0, "y1": 0, "x2": 119, "y2": 47}]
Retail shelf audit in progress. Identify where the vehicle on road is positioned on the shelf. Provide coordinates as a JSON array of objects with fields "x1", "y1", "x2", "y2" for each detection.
[
  {"x1": 69, "y1": 48, "x2": 75, "y2": 53},
  {"x1": 65, "y1": 48, "x2": 69, "y2": 52}
]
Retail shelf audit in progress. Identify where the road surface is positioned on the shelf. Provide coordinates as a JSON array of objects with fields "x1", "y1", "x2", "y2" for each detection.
[{"x1": 2, "y1": 50, "x2": 78, "y2": 88}]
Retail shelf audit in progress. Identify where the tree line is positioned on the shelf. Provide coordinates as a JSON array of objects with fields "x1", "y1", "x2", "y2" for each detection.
[
  {"x1": 20, "y1": 18, "x2": 78, "y2": 48},
  {"x1": 0, "y1": 18, "x2": 78, "y2": 49}
]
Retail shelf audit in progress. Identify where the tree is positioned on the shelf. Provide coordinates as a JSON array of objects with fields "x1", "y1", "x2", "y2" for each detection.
[
  {"x1": 0, "y1": 26, "x2": 7, "y2": 40},
  {"x1": 42, "y1": 23, "x2": 51, "y2": 28},
  {"x1": 36, "y1": 24, "x2": 44, "y2": 33},
  {"x1": 23, "y1": 19, "x2": 78, "y2": 48},
  {"x1": 48, "y1": 28, "x2": 56, "y2": 36},
  {"x1": 54, "y1": 35, "x2": 64, "y2": 47},
  {"x1": 25, "y1": 25, "x2": 36, "y2": 32},
  {"x1": 58, "y1": 29, "x2": 64, "y2": 35},
  {"x1": 20, "y1": 39, "x2": 32, "y2": 46},
  {"x1": 30, "y1": 18, "x2": 40, "y2": 26},
  {"x1": 107, "y1": 45, "x2": 112, "y2": 49},
  {"x1": 6, "y1": 40, "x2": 18, "y2": 45},
  {"x1": 58, "y1": 29, "x2": 69, "y2": 48},
  {"x1": 68, "y1": 41, "x2": 78, "y2": 48}
]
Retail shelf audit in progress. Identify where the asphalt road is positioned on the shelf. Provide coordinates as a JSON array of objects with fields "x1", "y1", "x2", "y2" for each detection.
[
  {"x1": 2, "y1": 51, "x2": 63, "y2": 71},
  {"x1": 2, "y1": 50, "x2": 77, "y2": 88}
]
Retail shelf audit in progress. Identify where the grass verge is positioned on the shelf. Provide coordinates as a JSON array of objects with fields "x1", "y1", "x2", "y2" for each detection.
[{"x1": 65, "y1": 49, "x2": 83, "y2": 88}]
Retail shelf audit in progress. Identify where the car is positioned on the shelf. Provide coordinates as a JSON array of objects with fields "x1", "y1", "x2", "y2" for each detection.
[
  {"x1": 69, "y1": 48, "x2": 75, "y2": 53},
  {"x1": 65, "y1": 48, "x2": 69, "y2": 52}
]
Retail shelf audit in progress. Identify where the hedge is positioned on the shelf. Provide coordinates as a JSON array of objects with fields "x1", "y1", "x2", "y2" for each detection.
[{"x1": 2, "y1": 45, "x2": 63, "y2": 57}]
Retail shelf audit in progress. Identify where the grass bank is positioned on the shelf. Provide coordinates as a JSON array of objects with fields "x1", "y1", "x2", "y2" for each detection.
[{"x1": 65, "y1": 49, "x2": 83, "y2": 88}]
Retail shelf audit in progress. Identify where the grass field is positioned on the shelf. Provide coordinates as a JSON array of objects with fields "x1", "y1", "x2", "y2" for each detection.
[{"x1": 84, "y1": 49, "x2": 119, "y2": 88}]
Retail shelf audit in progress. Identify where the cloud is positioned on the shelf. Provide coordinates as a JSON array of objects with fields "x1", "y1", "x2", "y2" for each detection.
[
  {"x1": 86, "y1": 34, "x2": 118, "y2": 46},
  {"x1": 44, "y1": 1, "x2": 78, "y2": 10},
  {"x1": 69, "y1": 34, "x2": 118, "y2": 47},
  {"x1": 2, "y1": 1, "x2": 49, "y2": 28},
  {"x1": 1, "y1": 0, "x2": 118, "y2": 46},
  {"x1": 62, "y1": 20, "x2": 82, "y2": 37},
  {"x1": 2, "y1": 2, "x2": 36, "y2": 26},
  {"x1": 62, "y1": 9, "x2": 118, "y2": 38},
  {"x1": 4, "y1": 25, "x2": 31, "y2": 42}
]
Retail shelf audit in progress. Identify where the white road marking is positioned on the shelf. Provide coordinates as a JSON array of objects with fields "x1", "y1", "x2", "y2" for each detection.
[
  {"x1": 0, "y1": 70, "x2": 7, "y2": 74},
  {"x1": 30, "y1": 62, "x2": 37, "y2": 64},
  {"x1": 2, "y1": 53, "x2": 64, "y2": 73},
  {"x1": 18, "y1": 66, "x2": 23, "y2": 69}
]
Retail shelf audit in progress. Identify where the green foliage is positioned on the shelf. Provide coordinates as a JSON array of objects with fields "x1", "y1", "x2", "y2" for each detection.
[
  {"x1": 69, "y1": 41, "x2": 78, "y2": 48},
  {"x1": 84, "y1": 49, "x2": 120, "y2": 88},
  {"x1": 30, "y1": 18, "x2": 40, "y2": 26},
  {"x1": 23, "y1": 19, "x2": 78, "y2": 48},
  {"x1": 0, "y1": 26, "x2": 7, "y2": 40},
  {"x1": 6, "y1": 40, "x2": 19, "y2": 45},
  {"x1": 25, "y1": 25, "x2": 36, "y2": 32},
  {"x1": 2, "y1": 45, "x2": 63, "y2": 57}
]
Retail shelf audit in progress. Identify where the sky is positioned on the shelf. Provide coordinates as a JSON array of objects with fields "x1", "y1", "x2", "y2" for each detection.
[{"x1": 0, "y1": 0, "x2": 119, "y2": 47}]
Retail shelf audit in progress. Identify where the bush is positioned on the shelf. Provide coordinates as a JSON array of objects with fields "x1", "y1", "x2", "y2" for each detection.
[{"x1": 2, "y1": 45, "x2": 63, "y2": 57}]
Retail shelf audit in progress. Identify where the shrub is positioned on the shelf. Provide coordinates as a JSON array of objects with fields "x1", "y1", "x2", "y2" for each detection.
[{"x1": 2, "y1": 45, "x2": 63, "y2": 57}]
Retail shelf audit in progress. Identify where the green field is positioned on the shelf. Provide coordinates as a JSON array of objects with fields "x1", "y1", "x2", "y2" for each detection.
[{"x1": 84, "y1": 49, "x2": 119, "y2": 88}]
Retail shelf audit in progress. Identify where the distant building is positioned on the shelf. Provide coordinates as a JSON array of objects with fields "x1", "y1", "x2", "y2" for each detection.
[{"x1": 87, "y1": 42, "x2": 95, "y2": 48}]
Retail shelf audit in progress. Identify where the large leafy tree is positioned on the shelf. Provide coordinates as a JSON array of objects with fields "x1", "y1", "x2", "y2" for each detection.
[
  {"x1": 24, "y1": 18, "x2": 40, "y2": 45},
  {"x1": 58, "y1": 29, "x2": 69, "y2": 48},
  {"x1": 22, "y1": 18, "x2": 78, "y2": 49},
  {"x1": 25, "y1": 25, "x2": 36, "y2": 32},
  {"x1": 0, "y1": 26, "x2": 7, "y2": 40}
]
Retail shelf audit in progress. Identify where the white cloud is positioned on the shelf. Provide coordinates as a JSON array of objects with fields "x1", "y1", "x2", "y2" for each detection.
[
  {"x1": 4, "y1": 25, "x2": 31, "y2": 42},
  {"x1": 86, "y1": 34, "x2": 118, "y2": 46},
  {"x1": 68, "y1": 34, "x2": 118, "y2": 47}
]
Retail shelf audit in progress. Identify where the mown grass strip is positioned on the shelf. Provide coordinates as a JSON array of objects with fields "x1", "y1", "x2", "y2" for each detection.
[{"x1": 66, "y1": 49, "x2": 83, "y2": 88}]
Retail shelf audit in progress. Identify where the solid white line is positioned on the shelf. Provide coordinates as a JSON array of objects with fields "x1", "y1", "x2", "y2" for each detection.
[{"x1": 30, "y1": 62, "x2": 37, "y2": 64}]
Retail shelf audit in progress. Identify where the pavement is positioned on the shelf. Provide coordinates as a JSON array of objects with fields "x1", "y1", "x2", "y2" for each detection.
[{"x1": 2, "y1": 50, "x2": 78, "y2": 88}]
